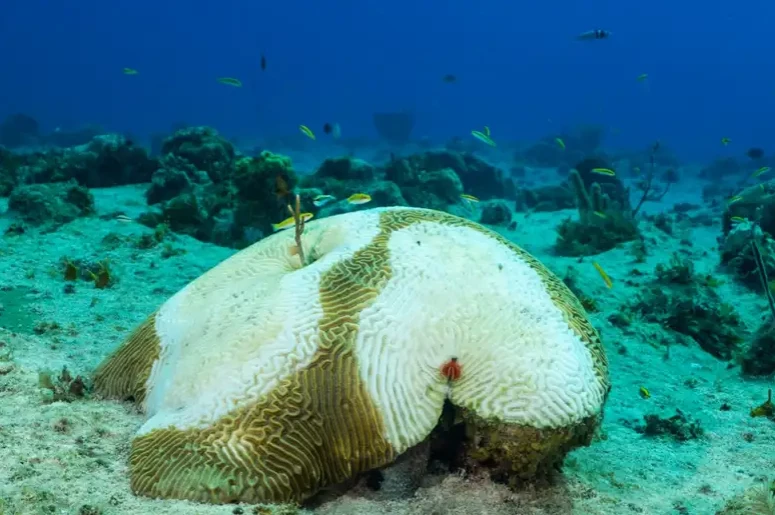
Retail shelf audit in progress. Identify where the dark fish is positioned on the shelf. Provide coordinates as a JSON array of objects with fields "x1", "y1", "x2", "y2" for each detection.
[
  {"x1": 747, "y1": 147, "x2": 765, "y2": 160},
  {"x1": 442, "y1": 74, "x2": 457, "y2": 83},
  {"x1": 322, "y1": 122, "x2": 341, "y2": 138},
  {"x1": 260, "y1": 54, "x2": 267, "y2": 71},
  {"x1": 577, "y1": 29, "x2": 611, "y2": 41}
]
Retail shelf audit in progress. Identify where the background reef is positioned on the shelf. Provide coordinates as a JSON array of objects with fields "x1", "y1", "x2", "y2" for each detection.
[{"x1": 0, "y1": 120, "x2": 774, "y2": 514}]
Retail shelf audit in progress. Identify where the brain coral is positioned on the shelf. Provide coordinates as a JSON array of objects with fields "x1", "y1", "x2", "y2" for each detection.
[{"x1": 93, "y1": 207, "x2": 610, "y2": 504}]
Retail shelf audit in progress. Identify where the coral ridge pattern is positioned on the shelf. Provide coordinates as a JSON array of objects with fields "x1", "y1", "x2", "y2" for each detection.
[{"x1": 93, "y1": 207, "x2": 609, "y2": 504}]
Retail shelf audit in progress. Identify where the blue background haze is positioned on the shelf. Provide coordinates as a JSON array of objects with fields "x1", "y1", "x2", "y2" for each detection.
[{"x1": 2, "y1": 0, "x2": 773, "y2": 159}]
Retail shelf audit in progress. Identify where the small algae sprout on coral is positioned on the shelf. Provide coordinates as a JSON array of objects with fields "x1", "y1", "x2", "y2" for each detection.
[
  {"x1": 285, "y1": 193, "x2": 307, "y2": 266},
  {"x1": 93, "y1": 208, "x2": 609, "y2": 505}
]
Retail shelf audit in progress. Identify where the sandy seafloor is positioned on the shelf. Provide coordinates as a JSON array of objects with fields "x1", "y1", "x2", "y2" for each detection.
[{"x1": 0, "y1": 161, "x2": 773, "y2": 515}]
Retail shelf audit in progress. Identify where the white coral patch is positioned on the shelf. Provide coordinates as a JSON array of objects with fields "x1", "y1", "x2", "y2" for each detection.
[
  {"x1": 135, "y1": 205, "x2": 606, "y2": 455},
  {"x1": 355, "y1": 218, "x2": 607, "y2": 452},
  {"x1": 138, "y1": 210, "x2": 383, "y2": 434}
]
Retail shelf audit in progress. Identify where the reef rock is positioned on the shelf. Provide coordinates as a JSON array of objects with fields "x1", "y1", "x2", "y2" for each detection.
[
  {"x1": 18, "y1": 134, "x2": 157, "y2": 187},
  {"x1": 94, "y1": 207, "x2": 610, "y2": 505},
  {"x1": 479, "y1": 200, "x2": 513, "y2": 225},
  {"x1": 231, "y1": 151, "x2": 299, "y2": 240},
  {"x1": 316, "y1": 156, "x2": 377, "y2": 183},
  {"x1": 160, "y1": 126, "x2": 235, "y2": 183},
  {"x1": 386, "y1": 150, "x2": 515, "y2": 201},
  {"x1": 8, "y1": 180, "x2": 94, "y2": 224}
]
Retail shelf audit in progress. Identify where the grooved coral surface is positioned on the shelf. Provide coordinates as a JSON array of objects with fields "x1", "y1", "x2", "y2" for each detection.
[{"x1": 94, "y1": 207, "x2": 609, "y2": 504}]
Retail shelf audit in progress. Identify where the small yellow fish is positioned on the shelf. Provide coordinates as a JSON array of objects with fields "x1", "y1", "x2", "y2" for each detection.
[
  {"x1": 555, "y1": 137, "x2": 565, "y2": 150},
  {"x1": 347, "y1": 193, "x2": 371, "y2": 205},
  {"x1": 299, "y1": 125, "x2": 316, "y2": 140},
  {"x1": 115, "y1": 214, "x2": 133, "y2": 223},
  {"x1": 730, "y1": 216, "x2": 747, "y2": 224},
  {"x1": 460, "y1": 194, "x2": 480, "y2": 203},
  {"x1": 471, "y1": 130, "x2": 496, "y2": 147},
  {"x1": 123, "y1": 68, "x2": 138, "y2": 75},
  {"x1": 636, "y1": 73, "x2": 648, "y2": 81},
  {"x1": 591, "y1": 167, "x2": 616, "y2": 176},
  {"x1": 217, "y1": 77, "x2": 242, "y2": 87},
  {"x1": 753, "y1": 166, "x2": 771, "y2": 178},
  {"x1": 593, "y1": 211, "x2": 607, "y2": 219},
  {"x1": 483, "y1": 125, "x2": 491, "y2": 137},
  {"x1": 313, "y1": 194, "x2": 336, "y2": 207},
  {"x1": 592, "y1": 261, "x2": 613, "y2": 289},
  {"x1": 639, "y1": 386, "x2": 651, "y2": 399},
  {"x1": 721, "y1": 137, "x2": 731, "y2": 146},
  {"x1": 272, "y1": 212, "x2": 314, "y2": 231},
  {"x1": 727, "y1": 195, "x2": 743, "y2": 205}
]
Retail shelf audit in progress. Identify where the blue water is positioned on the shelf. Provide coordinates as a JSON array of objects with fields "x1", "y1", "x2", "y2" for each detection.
[{"x1": 1, "y1": 0, "x2": 774, "y2": 160}]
